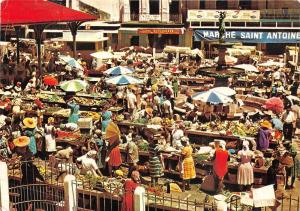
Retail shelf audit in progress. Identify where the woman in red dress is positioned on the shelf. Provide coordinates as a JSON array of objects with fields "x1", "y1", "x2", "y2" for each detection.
[
  {"x1": 104, "y1": 122, "x2": 122, "y2": 176},
  {"x1": 121, "y1": 171, "x2": 140, "y2": 211},
  {"x1": 212, "y1": 140, "x2": 230, "y2": 193}
]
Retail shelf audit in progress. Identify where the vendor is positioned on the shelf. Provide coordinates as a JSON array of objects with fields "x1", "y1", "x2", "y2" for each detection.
[
  {"x1": 181, "y1": 137, "x2": 196, "y2": 191},
  {"x1": 22, "y1": 117, "x2": 37, "y2": 156},
  {"x1": 45, "y1": 117, "x2": 57, "y2": 158},
  {"x1": 212, "y1": 139, "x2": 229, "y2": 194},
  {"x1": 237, "y1": 140, "x2": 254, "y2": 191},
  {"x1": 282, "y1": 107, "x2": 296, "y2": 141},
  {"x1": 67, "y1": 98, "x2": 79, "y2": 124},
  {"x1": 76, "y1": 150, "x2": 103, "y2": 177},
  {"x1": 257, "y1": 120, "x2": 272, "y2": 151},
  {"x1": 171, "y1": 123, "x2": 185, "y2": 150},
  {"x1": 121, "y1": 170, "x2": 141, "y2": 211},
  {"x1": 104, "y1": 122, "x2": 122, "y2": 177},
  {"x1": 101, "y1": 111, "x2": 112, "y2": 132}
]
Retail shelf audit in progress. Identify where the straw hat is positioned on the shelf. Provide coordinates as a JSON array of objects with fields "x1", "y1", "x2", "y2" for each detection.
[
  {"x1": 145, "y1": 107, "x2": 153, "y2": 115},
  {"x1": 13, "y1": 136, "x2": 30, "y2": 147},
  {"x1": 48, "y1": 117, "x2": 55, "y2": 124},
  {"x1": 260, "y1": 120, "x2": 272, "y2": 129},
  {"x1": 23, "y1": 118, "x2": 37, "y2": 129}
]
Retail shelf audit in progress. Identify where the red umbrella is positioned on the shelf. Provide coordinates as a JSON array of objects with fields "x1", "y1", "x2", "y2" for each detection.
[
  {"x1": 43, "y1": 75, "x2": 58, "y2": 86},
  {"x1": 264, "y1": 97, "x2": 284, "y2": 114}
]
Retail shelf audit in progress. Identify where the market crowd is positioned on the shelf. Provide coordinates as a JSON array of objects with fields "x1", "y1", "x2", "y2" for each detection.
[{"x1": 0, "y1": 47, "x2": 300, "y2": 211}]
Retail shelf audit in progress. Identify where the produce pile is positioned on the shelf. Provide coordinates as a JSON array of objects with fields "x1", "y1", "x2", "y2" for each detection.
[
  {"x1": 198, "y1": 121, "x2": 259, "y2": 137},
  {"x1": 79, "y1": 111, "x2": 100, "y2": 120},
  {"x1": 73, "y1": 97, "x2": 105, "y2": 107},
  {"x1": 37, "y1": 93, "x2": 65, "y2": 103}
]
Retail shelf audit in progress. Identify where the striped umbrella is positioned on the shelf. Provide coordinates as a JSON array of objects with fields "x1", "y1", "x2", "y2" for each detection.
[
  {"x1": 60, "y1": 79, "x2": 88, "y2": 92},
  {"x1": 192, "y1": 90, "x2": 233, "y2": 104},
  {"x1": 59, "y1": 55, "x2": 83, "y2": 70},
  {"x1": 211, "y1": 87, "x2": 236, "y2": 96},
  {"x1": 104, "y1": 66, "x2": 134, "y2": 75},
  {"x1": 105, "y1": 75, "x2": 143, "y2": 85}
]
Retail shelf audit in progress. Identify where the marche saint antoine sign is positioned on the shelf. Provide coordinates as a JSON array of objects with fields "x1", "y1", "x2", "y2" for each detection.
[
  {"x1": 194, "y1": 30, "x2": 300, "y2": 43},
  {"x1": 138, "y1": 28, "x2": 183, "y2": 35}
]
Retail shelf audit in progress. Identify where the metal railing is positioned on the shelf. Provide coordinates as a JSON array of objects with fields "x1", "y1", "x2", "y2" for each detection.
[{"x1": 4, "y1": 159, "x2": 300, "y2": 211}]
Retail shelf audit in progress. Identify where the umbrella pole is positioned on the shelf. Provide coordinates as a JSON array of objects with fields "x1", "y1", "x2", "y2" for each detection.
[
  {"x1": 33, "y1": 24, "x2": 47, "y2": 77},
  {"x1": 68, "y1": 21, "x2": 84, "y2": 58},
  {"x1": 14, "y1": 26, "x2": 22, "y2": 64}
]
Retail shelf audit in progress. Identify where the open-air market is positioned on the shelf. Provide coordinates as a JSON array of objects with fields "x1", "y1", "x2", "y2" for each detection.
[{"x1": 1, "y1": 0, "x2": 300, "y2": 210}]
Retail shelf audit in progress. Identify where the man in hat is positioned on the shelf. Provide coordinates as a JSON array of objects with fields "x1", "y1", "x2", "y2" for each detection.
[{"x1": 77, "y1": 150, "x2": 103, "y2": 177}]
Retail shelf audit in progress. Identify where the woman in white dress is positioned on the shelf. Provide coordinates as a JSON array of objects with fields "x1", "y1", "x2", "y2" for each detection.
[
  {"x1": 237, "y1": 140, "x2": 254, "y2": 191},
  {"x1": 45, "y1": 117, "x2": 57, "y2": 158}
]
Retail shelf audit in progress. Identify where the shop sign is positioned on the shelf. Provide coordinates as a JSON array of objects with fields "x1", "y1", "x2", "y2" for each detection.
[
  {"x1": 188, "y1": 10, "x2": 260, "y2": 22},
  {"x1": 139, "y1": 14, "x2": 161, "y2": 22},
  {"x1": 138, "y1": 28, "x2": 183, "y2": 35},
  {"x1": 194, "y1": 30, "x2": 300, "y2": 43}
]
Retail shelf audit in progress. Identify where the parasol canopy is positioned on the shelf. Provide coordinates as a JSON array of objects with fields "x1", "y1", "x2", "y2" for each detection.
[
  {"x1": 214, "y1": 55, "x2": 238, "y2": 65},
  {"x1": 105, "y1": 75, "x2": 143, "y2": 85},
  {"x1": 234, "y1": 64, "x2": 259, "y2": 73},
  {"x1": 90, "y1": 51, "x2": 114, "y2": 59},
  {"x1": 211, "y1": 87, "x2": 236, "y2": 96},
  {"x1": 59, "y1": 56, "x2": 83, "y2": 70},
  {"x1": 192, "y1": 90, "x2": 233, "y2": 104},
  {"x1": 258, "y1": 60, "x2": 285, "y2": 68},
  {"x1": 43, "y1": 75, "x2": 58, "y2": 86},
  {"x1": 104, "y1": 122, "x2": 120, "y2": 141},
  {"x1": 104, "y1": 66, "x2": 134, "y2": 75},
  {"x1": 264, "y1": 97, "x2": 284, "y2": 114},
  {"x1": 60, "y1": 79, "x2": 88, "y2": 92}
]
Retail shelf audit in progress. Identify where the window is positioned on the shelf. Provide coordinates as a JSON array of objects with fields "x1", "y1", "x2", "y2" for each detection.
[
  {"x1": 169, "y1": 0, "x2": 179, "y2": 14},
  {"x1": 130, "y1": 36, "x2": 139, "y2": 46},
  {"x1": 239, "y1": 0, "x2": 251, "y2": 9},
  {"x1": 130, "y1": 0, "x2": 139, "y2": 15},
  {"x1": 150, "y1": 0, "x2": 160, "y2": 15},
  {"x1": 67, "y1": 42, "x2": 95, "y2": 51},
  {"x1": 200, "y1": 0, "x2": 205, "y2": 9},
  {"x1": 216, "y1": 0, "x2": 228, "y2": 9}
]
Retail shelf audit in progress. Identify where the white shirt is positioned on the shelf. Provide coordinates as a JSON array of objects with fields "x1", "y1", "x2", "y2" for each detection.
[
  {"x1": 284, "y1": 111, "x2": 296, "y2": 123},
  {"x1": 172, "y1": 129, "x2": 184, "y2": 149},
  {"x1": 273, "y1": 71, "x2": 281, "y2": 80},
  {"x1": 127, "y1": 92, "x2": 137, "y2": 110},
  {"x1": 77, "y1": 154, "x2": 99, "y2": 176},
  {"x1": 163, "y1": 100, "x2": 172, "y2": 114}
]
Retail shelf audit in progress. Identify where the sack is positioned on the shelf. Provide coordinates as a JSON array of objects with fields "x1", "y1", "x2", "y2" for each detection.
[{"x1": 201, "y1": 175, "x2": 215, "y2": 192}]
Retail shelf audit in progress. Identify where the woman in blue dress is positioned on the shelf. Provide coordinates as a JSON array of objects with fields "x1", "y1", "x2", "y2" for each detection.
[
  {"x1": 67, "y1": 99, "x2": 80, "y2": 124},
  {"x1": 22, "y1": 118, "x2": 37, "y2": 155},
  {"x1": 101, "y1": 110, "x2": 112, "y2": 132}
]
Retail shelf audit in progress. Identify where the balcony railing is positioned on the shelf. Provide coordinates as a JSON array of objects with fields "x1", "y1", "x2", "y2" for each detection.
[
  {"x1": 126, "y1": 13, "x2": 182, "y2": 23},
  {"x1": 261, "y1": 9, "x2": 300, "y2": 20}
]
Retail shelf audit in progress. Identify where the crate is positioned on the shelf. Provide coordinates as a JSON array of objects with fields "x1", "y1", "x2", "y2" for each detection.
[{"x1": 77, "y1": 117, "x2": 93, "y2": 129}]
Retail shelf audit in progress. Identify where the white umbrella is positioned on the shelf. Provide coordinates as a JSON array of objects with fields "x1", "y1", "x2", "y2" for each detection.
[
  {"x1": 192, "y1": 90, "x2": 233, "y2": 104},
  {"x1": 105, "y1": 75, "x2": 143, "y2": 85},
  {"x1": 104, "y1": 66, "x2": 134, "y2": 75},
  {"x1": 234, "y1": 64, "x2": 259, "y2": 73},
  {"x1": 258, "y1": 60, "x2": 285, "y2": 67},
  {"x1": 214, "y1": 55, "x2": 238, "y2": 65},
  {"x1": 90, "y1": 51, "x2": 113, "y2": 59},
  {"x1": 211, "y1": 87, "x2": 236, "y2": 96}
]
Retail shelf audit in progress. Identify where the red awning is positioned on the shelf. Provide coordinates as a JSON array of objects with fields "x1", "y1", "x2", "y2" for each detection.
[{"x1": 1, "y1": 0, "x2": 97, "y2": 26}]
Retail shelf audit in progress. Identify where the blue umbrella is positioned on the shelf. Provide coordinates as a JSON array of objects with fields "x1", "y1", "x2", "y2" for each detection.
[
  {"x1": 192, "y1": 90, "x2": 233, "y2": 104},
  {"x1": 104, "y1": 66, "x2": 134, "y2": 75},
  {"x1": 271, "y1": 118, "x2": 283, "y2": 131},
  {"x1": 105, "y1": 75, "x2": 143, "y2": 85}
]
